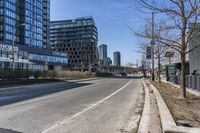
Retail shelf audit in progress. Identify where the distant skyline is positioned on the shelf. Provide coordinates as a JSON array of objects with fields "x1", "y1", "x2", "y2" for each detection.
[{"x1": 50, "y1": 0, "x2": 147, "y2": 66}]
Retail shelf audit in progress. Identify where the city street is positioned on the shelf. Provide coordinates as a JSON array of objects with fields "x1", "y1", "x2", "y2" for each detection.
[{"x1": 0, "y1": 77, "x2": 142, "y2": 133}]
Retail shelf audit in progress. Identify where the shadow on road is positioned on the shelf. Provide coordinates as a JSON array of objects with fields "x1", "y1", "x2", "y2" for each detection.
[
  {"x1": 0, "y1": 128, "x2": 22, "y2": 133},
  {"x1": 0, "y1": 79, "x2": 64, "y2": 89},
  {"x1": 0, "y1": 82, "x2": 92, "y2": 107}
]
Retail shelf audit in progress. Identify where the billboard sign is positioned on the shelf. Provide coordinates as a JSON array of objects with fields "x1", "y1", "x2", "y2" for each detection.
[{"x1": 0, "y1": 43, "x2": 19, "y2": 52}]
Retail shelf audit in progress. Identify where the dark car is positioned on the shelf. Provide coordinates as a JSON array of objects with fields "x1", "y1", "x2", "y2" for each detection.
[{"x1": 121, "y1": 72, "x2": 127, "y2": 76}]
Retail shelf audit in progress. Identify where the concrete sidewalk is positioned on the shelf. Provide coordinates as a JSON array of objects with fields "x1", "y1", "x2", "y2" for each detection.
[{"x1": 162, "y1": 79, "x2": 200, "y2": 97}]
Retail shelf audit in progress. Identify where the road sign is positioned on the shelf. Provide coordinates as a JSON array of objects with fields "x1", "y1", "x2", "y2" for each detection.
[
  {"x1": 146, "y1": 46, "x2": 152, "y2": 59},
  {"x1": 151, "y1": 40, "x2": 155, "y2": 45}
]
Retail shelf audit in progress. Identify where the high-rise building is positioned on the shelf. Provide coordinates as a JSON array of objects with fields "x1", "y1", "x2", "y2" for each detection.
[
  {"x1": 99, "y1": 44, "x2": 107, "y2": 60},
  {"x1": 0, "y1": 0, "x2": 68, "y2": 70},
  {"x1": 50, "y1": 17, "x2": 98, "y2": 70},
  {"x1": 113, "y1": 51, "x2": 121, "y2": 66},
  {"x1": 103, "y1": 57, "x2": 112, "y2": 66},
  {"x1": 43, "y1": 0, "x2": 50, "y2": 48},
  {"x1": 0, "y1": 0, "x2": 50, "y2": 48}
]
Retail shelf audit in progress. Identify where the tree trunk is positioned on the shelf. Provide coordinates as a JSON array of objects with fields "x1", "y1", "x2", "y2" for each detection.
[
  {"x1": 181, "y1": 53, "x2": 187, "y2": 98},
  {"x1": 180, "y1": 0, "x2": 187, "y2": 98}
]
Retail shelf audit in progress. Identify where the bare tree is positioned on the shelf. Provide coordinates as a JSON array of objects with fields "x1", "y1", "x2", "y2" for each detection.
[
  {"x1": 136, "y1": 29, "x2": 168, "y2": 84},
  {"x1": 133, "y1": 0, "x2": 200, "y2": 98},
  {"x1": 132, "y1": 20, "x2": 170, "y2": 84},
  {"x1": 155, "y1": 42, "x2": 168, "y2": 84},
  {"x1": 135, "y1": 42, "x2": 149, "y2": 78}
]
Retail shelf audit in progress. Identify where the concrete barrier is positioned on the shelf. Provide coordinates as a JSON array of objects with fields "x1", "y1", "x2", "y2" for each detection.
[
  {"x1": 197, "y1": 76, "x2": 200, "y2": 91},
  {"x1": 192, "y1": 76, "x2": 197, "y2": 90},
  {"x1": 173, "y1": 76, "x2": 176, "y2": 84},
  {"x1": 187, "y1": 76, "x2": 190, "y2": 88},
  {"x1": 186, "y1": 76, "x2": 188, "y2": 87},
  {"x1": 177, "y1": 75, "x2": 181, "y2": 85},
  {"x1": 170, "y1": 76, "x2": 175, "y2": 83},
  {"x1": 188, "y1": 76, "x2": 192, "y2": 88}
]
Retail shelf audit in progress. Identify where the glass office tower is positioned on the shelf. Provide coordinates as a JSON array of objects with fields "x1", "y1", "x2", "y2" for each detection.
[
  {"x1": 0, "y1": 0, "x2": 68, "y2": 71},
  {"x1": 42, "y1": 0, "x2": 50, "y2": 48},
  {"x1": 113, "y1": 51, "x2": 121, "y2": 67},
  {"x1": 0, "y1": 0, "x2": 50, "y2": 48},
  {"x1": 0, "y1": 0, "x2": 17, "y2": 42},
  {"x1": 99, "y1": 44, "x2": 107, "y2": 60}
]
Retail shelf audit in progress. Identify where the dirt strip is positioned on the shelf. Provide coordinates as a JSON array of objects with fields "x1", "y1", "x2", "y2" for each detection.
[{"x1": 150, "y1": 81, "x2": 200, "y2": 128}]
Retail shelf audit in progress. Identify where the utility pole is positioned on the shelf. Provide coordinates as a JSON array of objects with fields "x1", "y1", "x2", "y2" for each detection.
[{"x1": 151, "y1": 12, "x2": 155, "y2": 81}]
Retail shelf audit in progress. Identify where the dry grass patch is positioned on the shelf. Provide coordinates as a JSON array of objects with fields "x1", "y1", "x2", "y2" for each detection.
[{"x1": 57, "y1": 71, "x2": 96, "y2": 80}]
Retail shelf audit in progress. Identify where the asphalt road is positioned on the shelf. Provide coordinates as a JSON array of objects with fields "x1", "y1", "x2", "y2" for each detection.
[{"x1": 0, "y1": 77, "x2": 143, "y2": 133}]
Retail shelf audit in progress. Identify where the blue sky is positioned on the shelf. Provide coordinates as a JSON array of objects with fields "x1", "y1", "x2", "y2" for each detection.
[{"x1": 50, "y1": 0, "x2": 146, "y2": 66}]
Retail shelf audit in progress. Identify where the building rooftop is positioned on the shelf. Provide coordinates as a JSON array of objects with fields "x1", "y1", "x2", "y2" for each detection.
[{"x1": 50, "y1": 16, "x2": 95, "y2": 29}]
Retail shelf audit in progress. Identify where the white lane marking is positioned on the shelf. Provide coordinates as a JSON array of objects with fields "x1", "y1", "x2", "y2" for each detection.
[{"x1": 41, "y1": 79, "x2": 133, "y2": 133}]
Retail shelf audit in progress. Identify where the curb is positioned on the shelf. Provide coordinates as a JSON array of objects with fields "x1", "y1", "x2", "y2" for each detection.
[
  {"x1": 147, "y1": 80, "x2": 200, "y2": 133},
  {"x1": 138, "y1": 79, "x2": 150, "y2": 133}
]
